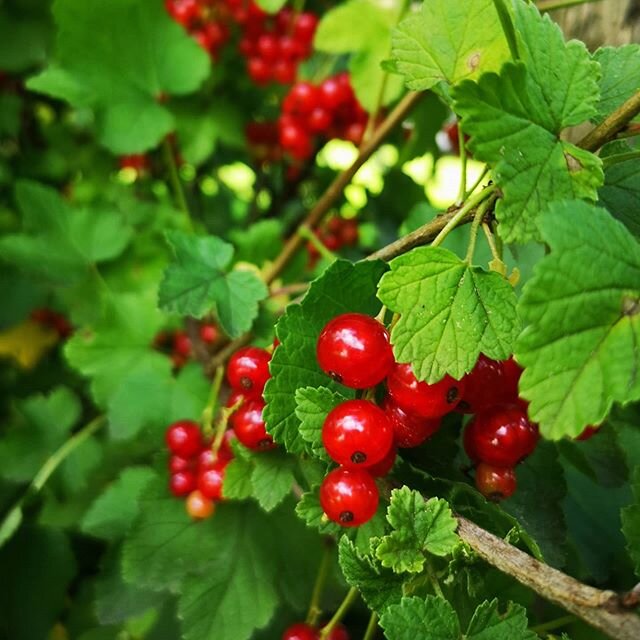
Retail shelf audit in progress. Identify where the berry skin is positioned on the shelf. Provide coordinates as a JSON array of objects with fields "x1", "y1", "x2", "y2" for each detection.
[
  {"x1": 282, "y1": 623, "x2": 317, "y2": 640},
  {"x1": 248, "y1": 57, "x2": 271, "y2": 84},
  {"x1": 199, "y1": 323, "x2": 219, "y2": 344},
  {"x1": 169, "y1": 470, "x2": 197, "y2": 497},
  {"x1": 323, "y1": 624, "x2": 349, "y2": 640},
  {"x1": 464, "y1": 405, "x2": 538, "y2": 467},
  {"x1": 322, "y1": 400, "x2": 394, "y2": 468},
  {"x1": 165, "y1": 420, "x2": 203, "y2": 458},
  {"x1": 186, "y1": 490, "x2": 215, "y2": 519},
  {"x1": 387, "y1": 363, "x2": 465, "y2": 418},
  {"x1": 169, "y1": 455, "x2": 192, "y2": 474},
  {"x1": 226, "y1": 346, "x2": 271, "y2": 397},
  {"x1": 230, "y1": 400, "x2": 275, "y2": 450},
  {"x1": 458, "y1": 355, "x2": 514, "y2": 414},
  {"x1": 316, "y1": 313, "x2": 394, "y2": 389},
  {"x1": 475, "y1": 463, "x2": 516, "y2": 501},
  {"x1": 382, "y1": 395, "x2": 441, "y2": 448},
  {"x1": 502, "y1": 357, "x2": 523, "y2": 401},
  {"x1": 320, "y1": 467, "x2": 379, "y2": 527},
  {"x1": 198, "y1": 460, "x2": 228, "y2": 501},
  {"x1": 366, "y1": 445, "x2": 397, "y2": 477},
  {"x1": 173, "y1": 330, "x2": 192, "y2": 358},
  {"x1": 576, "y1": 425, "x2": 600, "y2": 441}
]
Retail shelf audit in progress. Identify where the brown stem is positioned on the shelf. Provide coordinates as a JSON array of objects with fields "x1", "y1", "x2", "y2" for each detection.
[
  {"x1": 263, "y1": 91, "x2": 423, "y2": 285},
  {"x1": 457, "y1": 516, "x2": 640, "y2": 640},
  {"x1": 578, "y1": 90, "x2": 640, "y2": 152}
]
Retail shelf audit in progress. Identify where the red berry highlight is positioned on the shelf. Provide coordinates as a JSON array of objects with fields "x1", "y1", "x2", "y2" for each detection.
[{"x1": 165, "y1": 420, "x2": 203, "y2": 458}]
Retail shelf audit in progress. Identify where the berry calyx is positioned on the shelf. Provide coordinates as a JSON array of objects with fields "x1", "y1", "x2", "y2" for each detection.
[
  {"x1": 319, "y1": 467, "x2": 379, "y2": 527},
  {"x1": 282, "y1": 623, "x2": 317, "y2": 640},
  {"x1": 386, "y1": 363, "x2": 465, "y2": 418},
  {"x1": 322, "y1": 399, "x2": 394, "y2": 468},
  {"x1": 165, "y1": 420, "x2": 203, "y2": 458},
  {"x1": 316, "y1": 313, "x2": 393, "y2": 389},
  {"x1": 185, "y1": 489, "x2": 215, "y2": 519},
  {"x1": 382, "y1": 395, "x2": 441, "y2": 448},
  {"x1": 463, "y1": 405, "x2": 539, "y2": 467},
  {"x1": 230, "y1": 400, "x2": 275, "y2": 450},
  {"x1": 169, "y1": 470, "x2": 197, "y2": 497},
  {"x1": 227, "y1": 346, "x2": 271, "y2": 397},
  {"x1": 198, "y1": 460, "x2": 228, "y2": 501},
  {"x1": 475, "y1": 463, "x2": 516, "y2": 501}
]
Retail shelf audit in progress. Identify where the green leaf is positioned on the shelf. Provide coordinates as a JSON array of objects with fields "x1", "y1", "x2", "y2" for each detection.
[
  {"x1": 380, "y1": 595, "x2": 460, "y2": 640},
  {"x1": 0, "y1": 4, "x2": 51, "y2": 72},
  {"x1": 391, "y1": 0, "x2": 509, "y2": 91},
  {"x1": 621, "y1": 467, "x2": 640, "y2": 577},
  {"x1": 338, "y1": 537, "x2": 405, "y2": 612},
  {"x1": 177, "y1": 504, "x2": 280, "y2": 640},
  {"x1": 250, "y1": 450, "x2": 296, "y2": 512},
  {"x1": 0, "y1": 94, "x2": 22, "y2": 136},
  {"x1": 349, "y1": 45, "x2": 405, "y2": 112},
  {"x1": 230, "y1": 220, "x2": 284, "y2": 266},
  {"x1": 295, "y1": 386, "x2": 348, "y2": 461},
  {"x1": 377, "y1": 246, "x2": 519, "y2": 383},
  {"x1": 158, "y1": 231, "x2": 268, "y2": 338},
  {"x1": 0, "y1": 181, "x2": 132, "y2": 284},
  {"x1": 599, "y1": 156, "x2": 640, "y2": 238},
  {"x1": 27, "y1": 0, "x2": 209, "y2": 153},
  {"x1": 453, "y1": 62, "x2": 603, "y2": 243},
  {"x1": 295, "y1": 489, "x2": 342, "y2": 536},
  {"x1": 376, "y1": 487, "x2": 458, "y2": 573},
  {"x1": 254, "y1": 0, "x2": 287, "y2": 13},
  {"x1": 264, "y1": 260, "x2": 386, "y2": 453},
  {"x1": 81, "y1": 467, "x2": 156, "y2": 541},
  {"x1": 515, "y1": 201, "x2": 640, "y2": 439},
  {"x1": 122, "y1": 475, "x2": 224, "y2": 591},
  {"x1": 223, "y1": 456, "x2": 254, "y2": 500},
  {"x1": 593, "y1": 45, "x2": 640, "y2": 123},
  {"x1": 466, "y1": 599, "x2": 536, "y2": 640}
]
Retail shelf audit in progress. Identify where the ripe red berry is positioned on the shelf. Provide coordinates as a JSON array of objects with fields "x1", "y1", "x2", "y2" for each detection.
[
  {"x1": 284, "y1": 82, "x2": 318, "y2": 115},
  {"x1": 230, "y1": 400, "x2": 275, "y2": 450},
  {"x1": 219, "y1": 429, "x2": 237, "y2": 460},
  {"x1": 165, "y1": 0, "x2": 202, "y2": 26},
  {"x1": 576, "y1": 425, "x2": 600, "y2": 441},
  {"x1": 186, "y1": 489, "x2": 215, "y2": 519},
  {"x1": 226, "y1": 346, "x2": 271, "y2": 397},
  {"x1": 273, "y1": 59, "x2": 296, "y2": 84},
  {"x1": 173, "y1": 330, "x2": 192, "y2": 358},
  {"x1": 322, "y1": 623, "x2": 349, "y2": 640},
  {"x1": 257, "y1": 34, "x2": 280, "y2": 61},
  {"x1": 463, "y1": 405, "x2": 539, "y2": 467},
  {"x1": 198, "y1": 460, "x2": 228, "y2": 500},
  {"x1": 322, "y1": 399, "x2": 394, "y2": 468},
  {"x1": 381, "y1": 395, "x2": 441, "y2": 448},
  {"x1": 226, "y1": 389, "x2": 247, "y2": 409},
  {"x1": 165, "y1": 420, "x2": 203, "y2": 458},
  {"x1": 366, "y1": 445, "x2": 396, "y2": 477},
  {"x1": 169, "y1": 470, "x2": 197, "y2": 496},
  {"x1": 316, "y1": 313, "x2": 393, "y2": 389},
  {"x1": 308, "y1": 107, "x2": 332, "y2": 133},
  {"x1": 169, "y1": 455, "x2": 192, "y2": 474},
  {"x1": 248, "y1": 56, "x2": 271, "y2": 84},
  {"x1": 282, "y1": 623, "x2": 317, "y2": 640},
  {"x1": 199, "y1": 323, "x2": 219, "y2": 344},
  {"x1": 502, "y1": 357, "x2": 523, "y2": 401},
  {"x1": 197, "y1": 447, "x2": 216, "y2": 471},
  {"x1": 458, "y1": 355, "x2": 513, "y2": 414},
  {"x1": 387, "y1": 363, "x2": 465, "y2": 418},
  {"x1": 475, "y1": 463, "x2": 516, "y2": 501},
  {"x1": 293, "y1": 12, "x2": 318, "y2": 43},
  {"x1": 320, "y1": 467, "x2": 379, "y2": 527}
]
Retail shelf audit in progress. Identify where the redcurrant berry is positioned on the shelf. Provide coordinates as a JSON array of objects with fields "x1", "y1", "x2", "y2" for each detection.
[
  {"x1": 169, "y1": 455, "x2": 192, "y2": 474},
  {"x1": 165, "y1": 420, "x2": 203, "y2": 458},
  {"x1": 226, "y1": 346, "x2": 271, "y2": 397},
  {"x1": 230, "y1": 400, "x2": 275, "y2": 450},
  {"x1": 322, "y1": 623, "x2": 349, "y2": 640},
  {"x1": 198, "y1": 460, "x2": 228, "y2": 501},
  {"x1": 199, "y1": 323, "x2": 219, "y2": 344},
  {"x1": 458, "y1": 355, "x2": 512, "y2": 414},
  {"x1": 382, "y1": 395, "x2": 441, "y2": 448},
  {"x1": 173, "y1": 330, "x2": 192, "y2": 358},
  {"x1": 282, "y1": 623, "x2": 317, "y2": 640},
  {"x1": 387, "y1": 363, "x2": 465, "y2": 418},
  {"x1": 475, "y1": 463, "x2": 516, "y2": 501},
  {"x1": 248, "y1": 57, "x2": 271, "y2": 84},
  {"x1": 463, "y1": 405, "x2": 538, "y2": 467},
  {"x1": 169, "y1": 470, "x2": 197, "y2": 497},
  {"x1": 186, "y1": 489, "x2": 215, "y2": 519},
  {"x1": 316, "y1": 313, "x2": 393, "y2": 389},
  {"x1": 366, "y1": 445, "x2": 396, "y2": 477},
  {"x1": 502, "y1": 357, "x2": 523, "y2": 401},
  {"x1": 319, "y1": 467, "x2": 378, "y2": 527},
  {"x1": 219, "y1": 429, "x2": 237, "y2": 460},
  {"x1": 322, "y1": 399, "x2": 394, "y2": 468},
  {"x1": 576, "y1": 425, "x2": 600, "y2": 441}
]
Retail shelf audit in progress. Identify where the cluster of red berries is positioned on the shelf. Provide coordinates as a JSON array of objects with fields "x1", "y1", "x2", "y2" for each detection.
[
  {"x1": 165, "y1": 0, "x2": 230, "y2": 59},
  {"x1": 282, "y1": 622, "x2": 348, "y2": 640},
  {"x1": 154, "y1": 322, "x2": 220, "y2": 369},
  {"x1": 279, "y1": 75, "x2": 368, "y2": 160},
  {"x1": 30, "y1": 308, "x2": 73, "y2": 339},
  {"x1": 234, "y1": 3, "x2": 318, "y2": 85},
  {"x1": 307, "y1": 215, "x2": 359, "y2": 266},
  {"x1": 165, "y1": 419, "x2": 235, "y2": 519}
]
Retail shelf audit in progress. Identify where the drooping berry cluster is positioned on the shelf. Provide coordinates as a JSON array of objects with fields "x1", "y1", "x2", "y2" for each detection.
[
  {"x1": 165, "y1": 419, "x2": 235, "y2": 519},
  {"x1": 165, "y1": 0, "x2": 231, "y2": 59},
  {"x1": 233, "y1": 3, "x2": 317, "y2": 85},
  {"x1": 307, "y1": 215, "x2": 359, "y2": 267},
  {"x1": 154, "y1": 322, "x2": 220, "y2": 370},
  {"x1": 279, "y1": 75, "x2": 368, "y2": 160},
  {"x1": 282, "y1": 621, "x2": 349, "y2": 640},
  {"x1": 30, "y1": 307, "x2": 73, "y2": 339}
]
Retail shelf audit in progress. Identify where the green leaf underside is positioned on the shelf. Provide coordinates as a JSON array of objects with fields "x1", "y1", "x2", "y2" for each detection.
[
  {"x1": 378, "y1": 246, "x2": 519, "y2": 383},
  {"x1": 27, "y1": 0, "x2": 209, "y2": 153},
  {"x1": 391, "y1": 0, "x2": 509, "y2": 91},
  {"x1": 599, "y1": 157, "x2": 640, "y2": 238},
  {"x1": 376, "y1": 487, "x2": 459, "y2": 573},
  {"x1": 263, "y1": 260, "x2": 387, "y2": 453},
  {"x1": 516, "y1": 201, "x2": 640, "y2": 439},
  {"x1": 593, "y1": 45, "x2": 640, "y2": 123},
  {"x1": 158, "y1": 231, "x2": 267, "y2": 338}
]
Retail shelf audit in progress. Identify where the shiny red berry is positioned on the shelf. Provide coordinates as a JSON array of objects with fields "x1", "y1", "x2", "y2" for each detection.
[
  {"x1": 502, "y1": 357, "x2": 523, "y2": 400},
  {"x1": 169, "y1": 470, "x2": 197, "y2": 496},
  {"x1": 316, "y1": 313, "x2": 393, "y2": 389},
  {"x1": 475, "y1": 463, "x2": 516, "y2": 501},
  {"x1": 165, "y1": 420, "x2": 203, "y2": 458},
  {"x1": 198, "y1": 460, "x2": 228, "y2": 501},
  {"x1": 199, "y1": 323, "x2": 219, "y2": 343},
  {"x1": 186, "y1": 489, "x2": 215, "y2": 519},
  {"x1": 293, "y1": 12, "x2": 318, "y2": 42},
  {"x1": 458, "y1": 355, "x2": 514, "y2": 414},
  {"x1": 226, "y1": 346, "x2": 271, "y2": 397},
  {"x1": 282, "y1": 623, "x2": 317, "y2": 640},
  {"x1": 464, "y1": 405, "x2": 538, "y2": 467},
  {"x1": 284, "y1": 82, "x2": 318, "y2": 115},
  {"x1": 320, "y1": 467, "x2": 378, "y2": 527},
  {"x1": 230, "y1": 400, "x2": 275, "y2": 450},
  {"x1": 366, "y1": 445, "x2": 397, "y2": 477},
  {"x1": 169, "y1": 455, "x2": 192, "y2": 474},
  {"x1": 173, "y1": 331, "x2": 192, "y2": 357},
  {"x1": 257, "y1": 34, "x2": 279, "y2": 61},
  {"x1": 322, "y1": 400, "x2": 394, "y2": 468},
  {"x1": 381, "y1": 395, "x2": 441, "y2": 448},
  {"x1": 248, "y1": 57, "x2": 271, "y2": 84},
  {"x1": 387, "y1": 363, "x2": 465, "y2": 418}
]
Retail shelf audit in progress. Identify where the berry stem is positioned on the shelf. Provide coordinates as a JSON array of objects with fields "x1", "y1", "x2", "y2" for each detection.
[
  {"x1": 318, "y1": 587, "x2": 359, "y2": 640},
  {"x1": 425, "y1": 561, "x2": 445, "y2": 600},
  {"x1": 482, "y1": 222, "x2": 507, "y2": 275},
  {"x1": 456, "y1": 122, "x2": 468, "y2": 206},
  {"x1": 201, "y1": 365, "x2": 225, "y2": 437},
  {"x1": 463, "y1": 164, "x2": 490, "y2": 202},
  {"x1": 465, "y1": 191, "x2": 498, "y2": 264},
  {"x1": 530, "y1": 614, "x2": 577, "y2": 634},
  {"x1": 162, "y1": 136, "x2": 193, "y2": 232},
  {"x1": 298, "y1": 224, "x2": 338, "y2": 262},
  {"x1": 211, "y1": 398, "x2": 243, "y2": 458},
  {"x1": 305, "y1": 540, "x2": 334, "y2": 627},
  {"x1": 362, "y1": 611, "x2": 378, "y2": 640}
]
